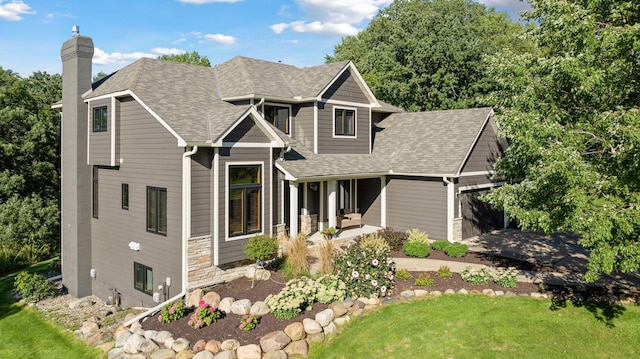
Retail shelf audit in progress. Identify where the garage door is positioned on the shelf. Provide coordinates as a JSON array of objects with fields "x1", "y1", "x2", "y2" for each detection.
[{"x1": 460, "y1": 189, "x2": 504, "y2": 239}]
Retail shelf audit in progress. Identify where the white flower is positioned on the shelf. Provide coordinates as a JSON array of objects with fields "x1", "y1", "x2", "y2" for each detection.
[
  {"x1": 371, "y1": 259, "x2": 379, "y2": 266},
  {"x1": 365, "y1": 274, "x2": 370, "y2": 280},
  {"x1": 352, "y1": 270, "x2": 359, "y2": 278},
  {"x1": 371, "y1": 279, "x2": 378, "y2": 287},
  {"x1": 386, "y1": 257, "x2": 393, "y2": 264},
  {"x1": 380, "y1": 286, "x2": 387, "y2": 293}
]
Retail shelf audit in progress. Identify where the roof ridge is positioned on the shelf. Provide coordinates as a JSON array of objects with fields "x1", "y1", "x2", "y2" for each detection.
[{"x1": 129, "y1": 57, "x2": 147, "y2": 91}]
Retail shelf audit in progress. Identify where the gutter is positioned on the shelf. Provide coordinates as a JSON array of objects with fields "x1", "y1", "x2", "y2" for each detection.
[{"x1": 124, "y1": 145, "x2": 199, "y2": 327}]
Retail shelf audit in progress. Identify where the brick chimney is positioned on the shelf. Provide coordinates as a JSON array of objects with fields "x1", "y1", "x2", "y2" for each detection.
[{"x1": 60, "y1": 27, "x2": 94, "y2": 298}]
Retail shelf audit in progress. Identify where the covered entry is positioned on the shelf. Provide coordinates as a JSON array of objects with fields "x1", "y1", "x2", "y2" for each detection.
[{"x1": 459, "y1": 189, "x2": 504, "y2": 239}]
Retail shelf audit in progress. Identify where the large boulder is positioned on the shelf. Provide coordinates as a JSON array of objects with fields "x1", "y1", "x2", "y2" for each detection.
[
  {"x1": 315, "y1": 308, "x2": 334, "y2": 327},
  {"x1": 186, "y1": 289, "x2": 204, "y2": 307},
  {"x1": 201, "y1": 291, "x2": 221, "y2": 308},
  {"x1": 302, "y1": 318, "x2": 322, "y2": 334},
  {"x1": 284, "y1": 322, "x2": 305, "y2": 341},
  {"x1": 259, "y1": 331, "x2": 291, "y2": 352},
  {"x1": 230, "y1": 299, "x2": 252, "y2": 315},
  {"x1": 285, "y1": 340, "x2": 308, "y2": 357},
  {"x1": 237, "y1": 344, "x2": 262, "y2": 359}
]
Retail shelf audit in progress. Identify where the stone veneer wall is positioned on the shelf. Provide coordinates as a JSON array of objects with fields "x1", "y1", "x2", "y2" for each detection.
[
  {"x1": 187, "y1": 235, "x2": 247, "y2": 289},
  {"x1": 299, "y1": 214, "x2": 318, "y2": 235}
]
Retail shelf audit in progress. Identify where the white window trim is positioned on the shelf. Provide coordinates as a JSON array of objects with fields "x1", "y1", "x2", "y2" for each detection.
[
  {"x1": 224, "y1": 161, "x2": 265, "y2": 242},
  {"x1": 262, "y1": 102, "x2": 293, "y2": 137},
  {"x1": 332, "y1": 105, "x2": 357, "y2": 139}
]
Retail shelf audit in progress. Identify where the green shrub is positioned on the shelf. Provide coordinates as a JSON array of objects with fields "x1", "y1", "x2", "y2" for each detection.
[
  {"x1": 315, "y1": 274, "x2": 347, "y2": 304},
  {"x1": 356, "y1": 233, "x2": 391, "y2": 253},
  {"x1": 444, "y1": 243, "x2": 468, "y2": 257},
  {"x1": 158, "y1": 299, "x2": 186, "y2": 324},
  {"x1": 264, "y1": 277, "x2": 317, "y2": 319},
  {"x1": 435, "y1": 265, "x2": 453, "y2": 278},
  {"x1": 460, "y1": 266, "x2": 493, "y2": 285},
  {"x1": 243, "y1": 234, "x2": 279, "y2": 263},
  {"x1": 334, "y1": 244, "x2": 395, "y2": 298},
  {"x1": 402, "y1": 240, "x2": 430, "y2": 258},
  {"x1": 375, "y1": 227, "x2": 408, "y2": 250},
  {"x1": 14, "y1": 271, "x2": 56, "y2": 302},
  {"x1": 406, "y1": 228, "x2": 429, "y2": 244},
  {"x1": 431, "y1": 240, "x2": 451, "y2": 251},
  {"x1": 395, "y1": 269, "x2": 411, "y2": 280},
  {"x1": 414, "y1": 273, "x2": 435, "y2": 287},
  {"x1": 494, "y1": 268, "x2": 519, "y2": 288}
]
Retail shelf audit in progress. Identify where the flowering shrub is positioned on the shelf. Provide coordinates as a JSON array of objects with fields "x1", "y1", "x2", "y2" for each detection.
[
  {"x1": 494, "y1": 268, "x2": 519, "y2": 288},
  {"x1": 315, "y1": 274, "x2": 347, "y2": 304},
  {"x1": 265, "y1": 277, "x2": 317, "y2": 319},
  {"x1": 239, "y1": 314, "x2": 259, "y2": 331},
  {"x1": 158, "y1": 299, "x2": 186, "y2": 324},
  {"x1": 188, "y1": 300, "x2": 221, "y2": 329},
  {"x1": 460, "y1": 266, "x2": 493, "y2": 285},
  {"x1": 334, "y1": 244, "x2": 395, "y2": 298}
]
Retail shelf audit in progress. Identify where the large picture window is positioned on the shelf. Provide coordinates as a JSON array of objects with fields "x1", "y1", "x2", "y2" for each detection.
[
  {"x1": 134, "y1": 262, "x2": 153, "y2": 295},
  {"x1": 229, "y1": 165, "x2": 262, "y2": 237},
  {"x1": 334, "y1": 108, "x2": 356, "y2": 136},
  {"x1": 264, "y1": 104, "x2": 290, "y2": 134},
  {"x1": 93, "y1": 106, "x2": 108, "y2": 132},
  {"x1": 147, "y1": 186, "x2": 167, "y2": 235}
]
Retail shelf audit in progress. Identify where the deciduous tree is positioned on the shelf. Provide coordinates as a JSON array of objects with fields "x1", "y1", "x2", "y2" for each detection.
[{"x1": 158, "y1": 51, "x2": 211, "y2": 67}]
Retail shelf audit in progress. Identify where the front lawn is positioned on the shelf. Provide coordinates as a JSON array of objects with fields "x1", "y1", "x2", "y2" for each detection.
[
  {"x1": 309, "y1": 295, "x2": 640, "y2": 358},
  {"x1": 0, "y1": 259, "x2": 102, "y2": 359}
]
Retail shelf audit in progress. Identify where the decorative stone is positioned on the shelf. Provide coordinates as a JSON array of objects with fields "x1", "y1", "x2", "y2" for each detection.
[
  {"x1": 262, "y1": 350, "x2": 288, "y2": 359},
  {"x1": 149, "y1": 348, "x2": 182, "y2": 359},
  {"x1": 221, "y1": 339, "x2": 240, "y2": 351},
  {"x1": 237, "y1": 344, "x2": 262, "y2": 359},
  {"x1": 458, "y1": 289, "x2": 469, "y2": 295},
  {"x1": 86, "y1": 332, "x2": 112, "y2": 346},
  {"x1": 212, "y1": 350, "x2": 235, "y2": 359},
  {"x1": 530, "y1": 292, "x2": 545, "y2": 299},
  {"x1": 108, "y1": 348, "x2": 125, "y2": 359},
  {"x1": 176, "y1": 350, "x2": 195, "y2": 359},
  {"x1": 504, "y1": 291, "x2": 517, "y2": 297},
  {"x1": 414, "y1": 289, "x2": 429, "y2": 297},
  {"x1": 172, "y1": 338, "x2": 191, "y2": 352},
  {"x1": 495, "y1": 290, "x2": 504, "y2": 296},
  {"x1": 164, "y1": 337, "x2": 175, "y2": 349},
  {"x1": 154, "y1": 331, "x2": 173, "y2": 343},
  {"x1": 193, "y1": 339, "x2": 207, "y2": 352},
  {"x1": 132, "y1": 326, "x2": 145, "y2": 336},
  {"x1": 205, "y1": 340, "x2": 222, "y2": 354},
  {"x1": 187, "y1": 289, "x2": 204, "y2": 307},
  {"x1": 218, "y1": 297, "x2": 235, "y2": 313},
  {"x1": 285, "y1": 340, "x2": 308, "y2": 357},
  {"x1": 123, "y1": 333, "x2": 146, "y2": 354},
  {"x1": 306, "y1": 332, "x2": 325, "y2": 344},
  {"x1": 356, "y1": 297, "x2": 368, "y2": 304},
  {"x1": 250, "y1": 301, "x2": 270, "y2": 316},
  {"x1": 315, "y1": 308, "x2": 334, "y2": 327},
  {"x1": 470, "y1": 289, "x2": 482, "y2": 295},
  {"x1": 80, "y1": 321, "x2": 99, "y2": 338},
  {"x1": 69, "y1": 297, "x2": 93, "y2": 309},
  {"x1": 382, "y1": 298, "x2": 397, "y2": 305},
  {"x1": 115, "y1": 331, "x2": 132, "y2": 348},
  {"x1": 368, "y1": 297, "x2": 381, "y2": 305},
  {"x1": 482, "y1": 289, "x2": 495, "y2": 297},
  {"x1": 444, "y1": 289, "x2": 456, "y2": 295},
  {"x1": 430, "y1": 290, "x2": 442, "y2": 296},
  {"x1": 193, "y1": 351, "x2": 214, "y2": 359},
  {"x1": 144, "y1": 330, "x2": 158, "y2": 340},
  {"x1": 284, "y1": 322, "x2": 306, "y2": 341},
  {"x1": 364, "y1": 304, "x2": 378, "y2": 311},
  {"x1": 302, "y1": 318, "x2": 322, "y2": 334},
  {"x1": 351, "y1": 308, "x2": 364, "y2": 317},
  {"x1": 230, "y1": 299, "x2": 252, "y2": 315},
  {"x1": 130, "y1": 321, "x2": 143, "y2": 332},
  {"x1": 202, "y1": 291, "x2": 221, "y2": 308},
  {"x1": 114, "y1": 326, "x2": 130, "y2": 341},
  {"x1": 323, "y1": 322, "x2": 337, "y2": 335},
  {"x1": 400, "y1": 290, "x2": 415, "y2": 299},
  {"x1": 97, "y1": 341, "x2": 116, "y2": 354},
  {"x1": 333, "y1": 315, "x2": 351, "y2": 327},
  {"x1": 139, "y1": 339, "x2": 160, "y2": 354},
  {"x1": 328, "y1": 301, "x2": 348, "y2": 317},
  {"x1": 260, "y1": 331, "x2": 291, "y2": 352},
  {"x1": 342, "y1": 297, "x2": 354, "y2": 308}
]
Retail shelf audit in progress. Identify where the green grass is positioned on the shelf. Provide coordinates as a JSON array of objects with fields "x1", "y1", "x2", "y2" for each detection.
[
  {"x1": 0, "y1": 259, "x2": 103, "y2": 359},
  {"x1": 309, "y1": 295, "x2": 640, "y2": 359}
]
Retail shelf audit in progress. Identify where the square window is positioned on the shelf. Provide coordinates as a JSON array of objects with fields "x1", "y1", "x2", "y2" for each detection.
[
  {"x1": 134, "y1": 262, "x2": 153, "y2": 295},
  {"x1": 147, "y1": 186, "x2": 167, "y2": 235},
  {"x1": 334, "y1": 108, "x2": 356, "y2": 136},
  {"x1": 264, "y1": 105, "x2": 290, "y2": 134},
  {"x1": 93, "y1": 106, "x2": 108, "y2": 132}
]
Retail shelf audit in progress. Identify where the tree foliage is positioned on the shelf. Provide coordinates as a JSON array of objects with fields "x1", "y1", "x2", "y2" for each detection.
[
  {"x1": 326, "y1": 0, "x2": 529, "y2": 111},
  {"x1": 0, "y1": 68, "x2": 61, "y2": 274},
  {"x1": 484, "y1": 0, "x2": 640, "y2": 281},
  {"x1": 158, "y1": 51, "x2": 211, "y2": 67}
]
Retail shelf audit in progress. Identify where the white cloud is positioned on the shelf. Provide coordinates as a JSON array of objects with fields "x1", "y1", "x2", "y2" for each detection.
[
  {"x1": 92, "y1": 47, "x2": 156, "y2": 66},
  {"x1": 177, "y1": 0, "x2": 242, "y2": 3},
  {"x1": 0, "y1": 0, "x2": 34, "y2": 21},
  {"x1": 152, "y1": 47, "x2": 186, "y2": 56},
  {"x1": 271, "y1": 0, "x2": 391, "y2": 36},
  {"x1": 204, "y1": 33, "x2": 236, "y2": 44}
]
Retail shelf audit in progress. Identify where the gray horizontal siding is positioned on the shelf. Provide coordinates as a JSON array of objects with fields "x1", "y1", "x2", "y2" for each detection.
[
  {"x1": 358, "y1": 178, "x2": 381, "y2": 226},
  {"x1": 217, "y1": 147, "x2": 272, "y2": 264},
  {"x1": 292, "y1": 103, "x2": 314, "y2": 150},
  {"x1": 460, "y1": 122, "x2": 502, "y2": 173},
  {"x1": 324, "y1": 70, "x2": 369, "y2": 104},
  {"x1": 91, "y1": 96, "x2": 183, "y2": 308},
  {"x1": 88, "y1": 98, "x2": 112, "y2": 165},
  {"x1": 385, "y1": 177, "x2": 447, "y2": 239},
  {"x1": 316, "y1": 103, "x2": 370, "y2": 154},
  {"x1": 224, "y1": 117, "x2": 270, "y2": 143},
  {"x1": 192, "y1": 149, "x2": 213, "y2": 237}
]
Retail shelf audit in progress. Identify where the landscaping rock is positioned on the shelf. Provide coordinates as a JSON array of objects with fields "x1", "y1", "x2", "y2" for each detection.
[
  {"x1": 368, "y1": 297, "x2": 381, "y2": 305},
  {"x1": 237, "y1": 344, "x2": 262, "y2": 359},
  {"x1": 306, "y1": 332, "x2": 325, "y2": 344},
  {"x1": 414, "y1": 289, "x2": 429, "y2": 297},
  {"x1": 504, "y1": 291, "x2": 517, "y2": 297},
  {"x1": 139, "y1": 339, "x2": 160, "y2": 354},
  {"x1": 80, "y1": 321, "x2": 99, "y2": 338},
  {"x1": 69, "y1": 297, "x2": 93, "y2": 309},
  {"x1": 86, "y1": 331, "x2": 112, "y2": 346},
  {"x1": 250, "y1": 301, "x2": 270, "y2": 316},
  {"x1": 430, "y1": 290, "x2": 442, "y2": 296},
  {"x1": 187, "y1": 289, "x2": 204, "y2": 307},
  {"x1": 444, "y1": 289, "x2": 456, "y2": 295},
  {"x1": 328, "y1": 301, "x2": 348, "y2": 317},
  {"x1": 218, "y1": 297, "x2": 235, "y2": 313},
  {"x1": 202, "y1": 291, "x2": 221, "y2": 308},
  {"x1": 115, "y1": 330, "x2": 132, "y2": 348},
  {"x1": 221, "y1": 339, "x2": 240, "y2": 351},
  {"x1": 323, "y1": 322, "x2": 337, "y2": 335},
  {"x1": 262, "y1": 349, "x2": 288, "y2": 359},
  {"x1": 193, "y1": 350, "x2": 214, "y2": 359},
  {"x1": 400, "y1": 290, "x2": 415, "y2": 299},
  {"x1": 144, "y1": 330, "x2": 158, "y2": 340},
  {"x1": 155, "y1": 330, "x2": 173, "y2": 343},
  {"x1": 458, "y1": 289, "x2": 469, "y2": 295},
  {"x1": 176, "y1": 350, "x2": 195, "y2": 359},
  {"x1": 172, "y1": 338, "x2": 191, "y2": 352},
  {"x1": 230, "y1": 299, "x2": 252, "y2": 315},
  {"x1": 97, "y1": 341, "x2": 116, "y2": 354},
  {"x1": 285, "y1": 340, "x2": 308, "y2": 357},
  {"x1": 205, "y1": 340, "x2": 222, "y2": 354},
  {"x1": 382, "y1": 298, "x2": 398, "y2": 305},
  {"x1": 107, "y1": 348, "x2": 125, "y2": 359},
  {"x1": 482, "y1": 289, "x2": 495, "y2": 297},
  {"x1": 123, "y1": 333, "x2": 146, "y2": 354},
  {"x1": 193, "y1": 339, "x2": 206, "y2": 352},
  {"x1": 342, "y1": 297, "x2": 354, "y2": 308},
  {"x1": 495, "y1": 290, "x2": 504, "y2": 296},
  {"x1": 315, "y1": 308, "x2": 334, "y2": 327},
  {"x1": 333, "y1": 315, "x2": 350, "y2": 327},
  {"x1": 284, "y1": 322, "x2": 306, "y2": 341},
  {"x1": 260, "y1": 331, "x2": 291, "y2": 352},
  {"x1": 302, "y1": 318, "x2": 322, "y2": 334},
  {"x1": 212, "y1": 350, "x2": 235, "y2": 359},
  {"x1": 149, "y1": 348, "x2": 176, "y2": 359}
]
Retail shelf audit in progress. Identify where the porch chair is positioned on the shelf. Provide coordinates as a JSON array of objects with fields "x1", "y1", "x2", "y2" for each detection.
[{"x1": 337, "y1": 208, "x2": 362, "y2": 229}]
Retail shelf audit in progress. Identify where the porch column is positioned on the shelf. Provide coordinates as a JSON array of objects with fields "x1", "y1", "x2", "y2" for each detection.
[
  {"x1": 445, "y1": 177, "x2": 454, "y2": 242},
  {"x1": 289, "y1": 182, "x2": 299, "y2": 238},
  {"x1": 319, "y1": 181, "x2": 324, "y2": 230},
  {"x1": 327, "y1": 180, "x2": 337, "y2": 228},
  {"x1": 302, "y1": 182, "x2": 308, "y2": 215},
  {"x1": 380, "y1": 176, "x2": 386, "y2": 228}
]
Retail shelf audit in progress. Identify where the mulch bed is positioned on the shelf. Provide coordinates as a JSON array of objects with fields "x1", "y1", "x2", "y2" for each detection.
[{"x1": 141, "y1": 250, "x2": 546, "y2": 347}]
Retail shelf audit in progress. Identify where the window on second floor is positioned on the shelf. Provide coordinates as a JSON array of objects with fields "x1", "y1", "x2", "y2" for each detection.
[
  {"x1": 264, "y1": 104, "x2": 290, "y2": 134},
  {"x1": 147, "y1": 186, "x2": 167, "y2": 235},
  {"x1": 334, "y1": 107, "x2": 356, "y2": 137},
  {"x1": 93, "y1": 106, "x2": 108, "y2": 132}
]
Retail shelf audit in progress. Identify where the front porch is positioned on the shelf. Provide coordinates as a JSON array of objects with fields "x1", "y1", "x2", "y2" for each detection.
[{"x1": 306, "y1": 224, "x2": 381, "y2": 246}]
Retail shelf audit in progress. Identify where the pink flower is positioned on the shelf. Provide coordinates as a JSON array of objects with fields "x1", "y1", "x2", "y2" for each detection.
[
  {"x1": 380, "y1": 286, "x2": 387, "y2": 293},
  {"x1": 158, "y1": 315, "x2": 162, "y2": 322},
  {"x1": 371, "y1": 279, "x2": 378, "y2": 287},
  {"x1": 168, "y1": 307, "x2": 175, "y2": 315},
  {"x1": 199, "y1": 300, "x2": 207, "y2": 309},
  {"x1": 352, "y1": 270, "x2": 359, "y2": 278},
  {"x1": 209, "y1": 307, "x2": 216, "y2": 313},
  {"x1": 386, "y1": 257, "x2": 393, "y2": 264}
]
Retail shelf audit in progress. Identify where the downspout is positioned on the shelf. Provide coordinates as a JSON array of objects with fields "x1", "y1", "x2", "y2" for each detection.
[
  {"x1": 125, "y1": 145, "x2": 199, "y2": 327},
  {"x1": 443, "y1": 177, "x2": 454, "y2": 243}
]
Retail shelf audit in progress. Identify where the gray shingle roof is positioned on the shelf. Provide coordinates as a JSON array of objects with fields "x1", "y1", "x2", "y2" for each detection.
[{"x1": 277, "y1": 107, "x2": 494, "y2": 180}]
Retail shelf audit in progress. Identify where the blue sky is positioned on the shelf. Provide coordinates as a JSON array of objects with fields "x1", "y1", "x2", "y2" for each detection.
[{"x1": 0, "y1": 0, "x2": 532, "y2": 78}]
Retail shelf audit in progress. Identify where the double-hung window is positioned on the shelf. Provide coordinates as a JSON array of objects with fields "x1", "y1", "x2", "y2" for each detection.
[
  {"x1": 264, "y1": 104, "x2": 290, "y2": 134},
  {"x1": 229, "y1": 165, "x2": 262, "y2": 237},
  {"x1": 147, "y1": 186, "x2": 167, "y2": 235},
  {"x1": 334, "y1": 107, "x2": 356, "y2": 136},
  {"x1": 134, "y1": 262, "x2": 153, "y2": 295},
  {"x1": 93, "y1": 106, "x2": 108, "y2": 132}
]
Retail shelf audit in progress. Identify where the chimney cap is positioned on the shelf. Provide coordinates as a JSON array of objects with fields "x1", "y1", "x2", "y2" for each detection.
[{"x1": 72, "y1": 25, "x2": 79, "y2": 36}]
